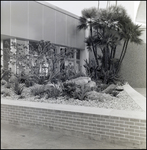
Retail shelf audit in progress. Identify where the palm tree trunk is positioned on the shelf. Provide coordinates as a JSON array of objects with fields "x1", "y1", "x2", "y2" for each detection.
[
  {"x1": 112, "y1": 46, "x2": 116, "y2": 58},
  {"x1": 116, "y1": 40, "x2": 127, "y2": 71},
  {"x1": 109, "y1": 45, "x2": 116, "y2": 70},
  {"x1": 90, "y1": 23, "x2": 99, "y2": 67},
  {"x1": 116, "y1": 39, "x2": 129, "y2": 73}
]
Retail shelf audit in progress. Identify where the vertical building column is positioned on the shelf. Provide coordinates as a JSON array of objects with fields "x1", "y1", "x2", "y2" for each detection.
[
  {"x1": 56, "y1": 46, "x2": 60, "y2": 73},
  {"x1": 1, "y1": 40, "x2": 3, "y2": 69},
  {"x1": 80, "y1": 28, "x2": 89, "y2": 74},
  {"x1": 9, "y1": 38, "x2": 17, "y2": 75},
  {"x1": 73, "y1": 49, "x2": 76, "y2": 73},
  {"x1": 25, "y1": 40, "x2": 30, "y2": 74}
]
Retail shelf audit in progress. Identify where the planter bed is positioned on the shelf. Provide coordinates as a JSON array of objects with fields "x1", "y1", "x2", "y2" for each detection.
[
  {"x1": 1, "y1": 84, "x2": 146, "y2": 149},
  {"x1": 1, "y1": 83, "x2": 145, "y2": 112}
]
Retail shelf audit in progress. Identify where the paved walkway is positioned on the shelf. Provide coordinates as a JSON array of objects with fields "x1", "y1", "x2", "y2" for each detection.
[{"x1": 1, "y1": 122, "x2": 135, "y2": 149}]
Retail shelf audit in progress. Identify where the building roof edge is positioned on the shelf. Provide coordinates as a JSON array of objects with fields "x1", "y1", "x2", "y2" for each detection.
[{"x1": 36, "y1": 1, "x2": 80, "y2": 20}]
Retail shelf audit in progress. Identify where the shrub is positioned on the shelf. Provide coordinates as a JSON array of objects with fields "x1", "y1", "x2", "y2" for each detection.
[
  {"x1": 62, "y1": 82, "x2": 77, "y2": 98},
  {"x1": 3, "y1": 92, "x2": 11, "y2": 97},
  {"x1": 37, "y1": 76, "x2": 48, "y2": 85},
  {"x1": 72, "y1": 84, "x2": 91, "y2": 100},
  {"x1": 30, "y1": 84, "x2": 45, "y2": 96},
  {"x1": 1, "y1": 68, "x2": 11, "y2": 81},
  {"x1": 16, "y1": 73, "x2": 38, "y2": 87},
  {"x1": 18, "y1": 95, "x2": 25, "y2": 99},
  {"x1": 25, "y1": 79, "x2": 34, "y2": 87},
  {"x1": 1, "y1": 79, "x2": 7, "y2": 86},
  {"x1": 5, "y1": 82, "x2": 11, "y2": 89},
  {"x1": 45, "y1": 86, "x2": 61, "y2": 99},
  {"x1": 13, "y1": 82, "x2": 25, "y2": 95},
  {"x1": 1, "y1": 89, "x2": 11, "y2": 97}
]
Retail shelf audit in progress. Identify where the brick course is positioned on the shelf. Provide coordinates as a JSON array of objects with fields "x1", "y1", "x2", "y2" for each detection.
[{"x1": 1, "y1": 104, "x2": 146, "y2": 148}]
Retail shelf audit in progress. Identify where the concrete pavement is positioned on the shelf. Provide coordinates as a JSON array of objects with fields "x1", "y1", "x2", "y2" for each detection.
[{"x1": 1, "y1": 122, "x2": 135, "y2": 149}]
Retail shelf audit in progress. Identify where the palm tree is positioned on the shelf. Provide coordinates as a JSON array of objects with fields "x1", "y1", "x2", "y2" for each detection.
[
  {"x1": 77, "y1": 5, "x2": 143, "y2": 84},
  {"x1": 77, "y1": 7, "x2": 99, "y2": 67},
  {"x1": 94, "y1": 5, "x2": 143, "y2": 74}
]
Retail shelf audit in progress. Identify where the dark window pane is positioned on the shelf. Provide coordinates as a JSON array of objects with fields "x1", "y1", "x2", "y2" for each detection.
[{"x1": 76, "y1": 49, "x2": 80, "y2": 59}]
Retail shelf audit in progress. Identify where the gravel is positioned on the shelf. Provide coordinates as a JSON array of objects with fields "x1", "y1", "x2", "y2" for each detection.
[{"x1": 1, "y1": 84, "x2": 144, "y2": 112}]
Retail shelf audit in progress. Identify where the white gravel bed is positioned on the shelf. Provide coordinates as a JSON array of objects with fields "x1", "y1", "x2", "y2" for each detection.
[{"x1": 1, "y1": 85, "x2": 144, "y2": 112}]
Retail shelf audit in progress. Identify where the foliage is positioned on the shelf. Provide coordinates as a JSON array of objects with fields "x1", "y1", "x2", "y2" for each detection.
[
  {"x1": 77, "y1": 5, "x2": 143, "y2": 84},
  {"x1": 30, "y1": 83, "x2": 61, "y2": 99},
  {"x1": 5, "y1": 82, "x2": 11, "y2": 89},
  {"x1": 62, "y1": 82, "x2": 77, "y2": 98},
  {"x1": 30, "y1": 84, "x2": 45, "y2": 96},
  {"x1": 51, "y1": 63, "x2": 76, "y2": 83},
  {"x1": 62, "y1": 81, "x2": 92, "y2": 100},
  {"x1": 83, "y1": 59, "x2": 99, "y2": 81},
  {"x1": 45, "y1": 85, "x2": 61, "y2": 99},
  {"x1": 1, "y1": 89, "x2": 11, "y2": 97},
  {"x1": 1, "y1": 68, "x2": 11, "y2": 81},
  {"x1": 13, "y1": 82, "x2": 24, "y2": 95},
  {"x1": 72, "y1": 84, "x2": 91, "y2": 100},
  {"x1": 8, "y1": 40, "x2": 76, "y2": 85},
  {"x1": 1, "y1": 79, "x2": 7, "y2": 85}
]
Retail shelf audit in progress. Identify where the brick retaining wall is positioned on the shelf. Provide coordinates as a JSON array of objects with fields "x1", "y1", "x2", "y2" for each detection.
[{"x1": 1, "y1": 100, "x2": 146, "y2": 148}]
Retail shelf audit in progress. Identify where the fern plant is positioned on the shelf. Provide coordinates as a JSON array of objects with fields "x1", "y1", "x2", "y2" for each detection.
[
  {"x1": 45, "y1": 87, "x2": 61, "y2": 99},
  {"x1": 72, "y1": 84, "x2": 91, "y2": 100},
  {"x1": 31, "y1": 84, "x2": 45, "y2": 96},
  {"x1": 62, "y1": 82, "x2": 77, "y2": 98},
  {"x1": 14, "y1": 82, "x2": 25, "y2": 95}
]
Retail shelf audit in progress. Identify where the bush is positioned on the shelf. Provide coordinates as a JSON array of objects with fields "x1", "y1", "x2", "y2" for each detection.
[
  {"x1": 45, "y1": 86, "x2": 61, "y2": 99},
  {"x1": 1, "y1": 89, "x2": 11, "y2": 97},
  {"x1": 16, "y1": 73, "x2": 38, "y2": 87},
  {"x1": 5, "y1": 82, "x2": 11, "y2": 89},
  {"x1": 13, "y1": 82, "x2": 24, "y2": 95},
  {"x1": 1, "y1": 68, "x2": 11, "y2": 81},
  {"x1": 30, "y1": 84, "x2": 45, "y2": 96},
  {"x1": 3, "y1": 92, "x2": 11, "y2": 97},
  {"x1": 62, "y1": 82, "x2": 77, "y2": 98},
  {"x1": 72, "y1": 84, "x2": 91, "y2": 100},
  {"x1": 1, "y1": 79, "x2": 7, "y2": 86}
]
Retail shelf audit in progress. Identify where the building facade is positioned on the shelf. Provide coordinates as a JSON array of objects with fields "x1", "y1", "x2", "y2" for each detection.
[{"x1": 1, "y1": 1, "x2": 89, "y2": 76}]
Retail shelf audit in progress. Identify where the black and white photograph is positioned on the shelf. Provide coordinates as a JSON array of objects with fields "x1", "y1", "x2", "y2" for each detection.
[{"x1": 1, "y1": 1, "x2": 146, "y2": 149}]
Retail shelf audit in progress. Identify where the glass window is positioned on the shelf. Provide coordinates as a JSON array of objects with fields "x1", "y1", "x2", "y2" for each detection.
[{"x1": 76, "y1": 49, "x2": 80, "y2": 60}]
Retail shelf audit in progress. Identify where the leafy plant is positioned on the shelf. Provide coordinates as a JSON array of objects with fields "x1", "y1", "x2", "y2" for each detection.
[
  {"x1": 1, "y1": 79, "x2": 7, "y2": 85},
  {"x1": 1, "y1": 68, "x2": 11, "y2": 81},
  {"x1": 45, "y1": 86, "x2": 61, "y2": 99},
  {"x1": 2, "y1": 90, "x2": 11, "y2": 97},
  {"x1": 72, "y1": 84, "x2": 91, "y2": 100},
  {"x1": 5, "y1": 82, "x2": 11, "y2": 89},
  {"x1": 30, "y1": 84, "x2": 45, "y2": 96},
  {"x1": 83, "y1": 59, "x2": 99, "y2": 81},
  {"x1": 13, "y1": 82, "x2": 25, "y2": 95},
  {"x1": 62, "y1": 82, "x2": 77, "y2": 98}
]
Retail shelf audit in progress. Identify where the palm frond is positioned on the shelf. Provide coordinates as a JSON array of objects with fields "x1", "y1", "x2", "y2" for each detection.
[{"x1": 81, "y1": 7, "x2": 97, "y2": 19}]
